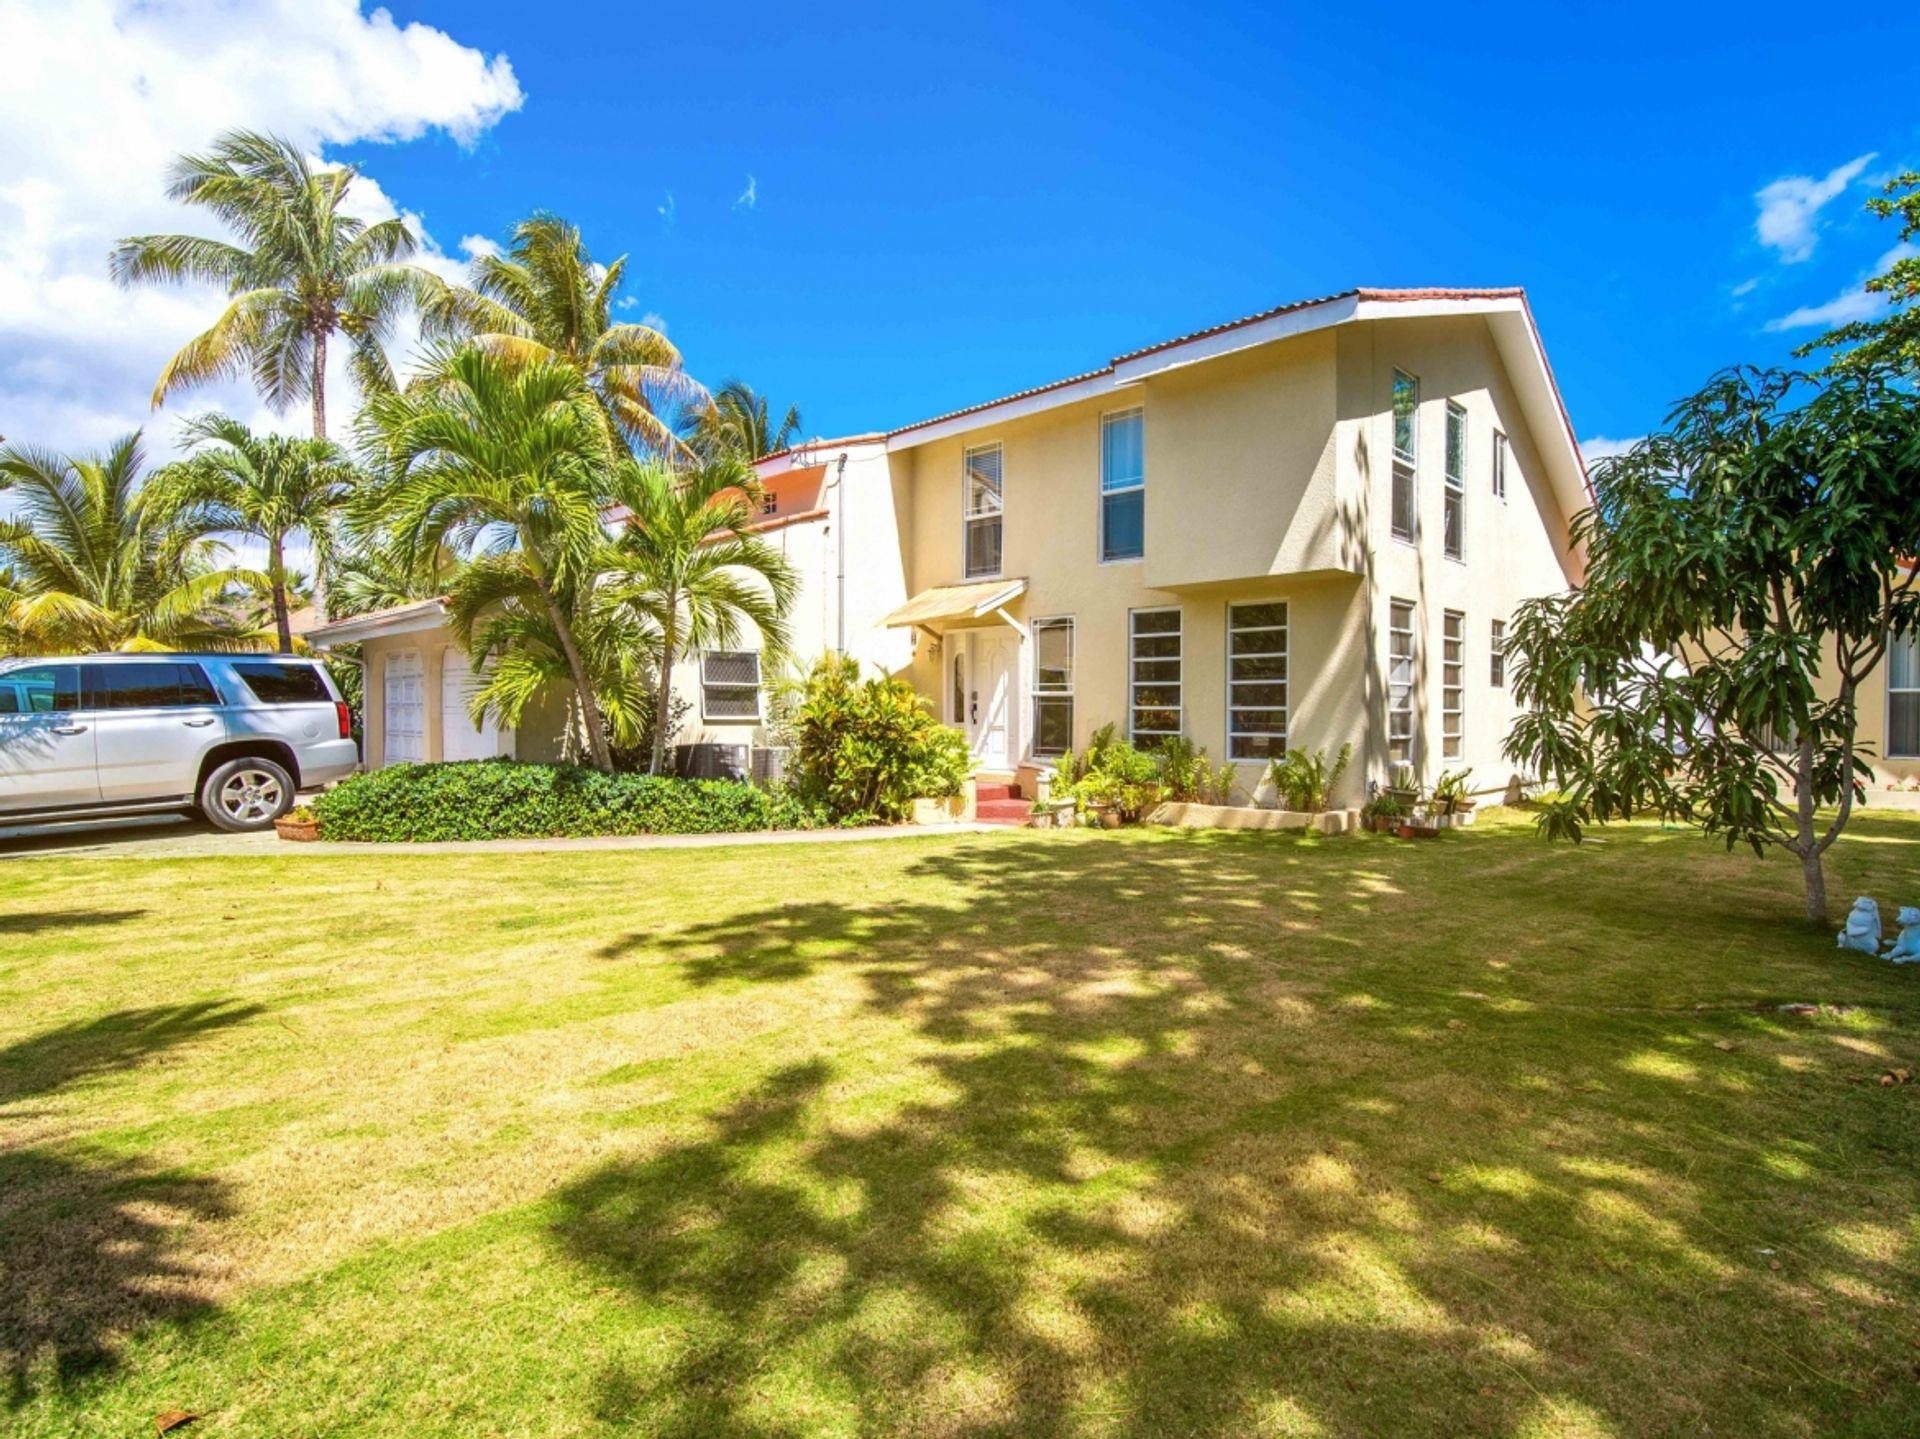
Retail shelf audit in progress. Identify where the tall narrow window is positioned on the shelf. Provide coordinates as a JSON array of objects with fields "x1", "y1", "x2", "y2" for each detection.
[
  {"x1": 1129, "y1": 608, "x2": 1181, "y2": 746},
  {"x1": 1443, "y1": 402, "x2": 1466, "y2": 561},
  {"x1": 1891, "y1": 627, "x2": 1920, "y2": 758},
  {"x1": 1389, "y1": 599, "x2": 1416, "y2": 771},
  {"x1": 963, "y1": 443, "x2": 1003, "y2": 578},
  {"x1": 1033, "y1": 618, "x2": 1075, "y2": 756},
  {"x1": 1227, "y1": 601, "x2": 1289, "y2": 759},
  {"x1": 1391, "y1": 371, "x2": 1418, "y2": 543},
  {"x1": 1442, "y1": 611, "x2": 1465, "y2": 760},
  {"x1": 951, "y1": 652, "x2": 965, "y2": 723},
  {"x1": 1490, "y1": 618, "x2": 1507, "y2": 688},
  {"x1": 701, "y1": 651, "x2": 762, "y2": 720},
  {"x1": 1101, "y1": 408, "x2": 1145, "y2": 562},
  {"x1": 1492, "y1": 431, "x2": 1509, "y2": 500}
]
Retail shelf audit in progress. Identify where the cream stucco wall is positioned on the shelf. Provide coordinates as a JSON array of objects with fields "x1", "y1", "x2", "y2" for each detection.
[{"x1": 357, "y1": 625, "x2": 519, "y2": 769}]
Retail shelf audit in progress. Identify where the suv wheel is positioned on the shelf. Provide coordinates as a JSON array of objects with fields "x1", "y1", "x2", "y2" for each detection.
[{"x1": 200, "y1": 756, "x2": 296, "y2": 833}]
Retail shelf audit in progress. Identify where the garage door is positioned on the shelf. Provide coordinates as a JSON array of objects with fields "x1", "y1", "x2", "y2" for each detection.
[
  {"x1": 383, "y1": 650, "x2": 425, "y2": 765},
  {"x1": 441, "y1": 647, "x2": 504, "y2": 762}
]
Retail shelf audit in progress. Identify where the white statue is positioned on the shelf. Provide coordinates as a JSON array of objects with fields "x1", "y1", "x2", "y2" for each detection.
[
  {"x1": 1837, "y1": 897, "x2": 1881, "y2": 955},
  {"x1": 1883, "y1": 906, "x2": 1920, "y2": 964}
]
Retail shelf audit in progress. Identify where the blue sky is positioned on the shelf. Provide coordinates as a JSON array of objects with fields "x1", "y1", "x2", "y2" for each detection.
[
  {"x1": 2, "y1": 1, "x2": 1914, "y2": 462},
  {"x1": 341, "y1": 1, "x2": 1916, "y2": 454}
]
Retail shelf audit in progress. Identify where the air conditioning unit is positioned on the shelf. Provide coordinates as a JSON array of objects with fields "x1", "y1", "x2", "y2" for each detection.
[
  {"x1": 751, "y1": 746, "x2": 790, "y2": 786},
  {"x1": 673, "y1": 743, "x2": 749, "y2": 781}
]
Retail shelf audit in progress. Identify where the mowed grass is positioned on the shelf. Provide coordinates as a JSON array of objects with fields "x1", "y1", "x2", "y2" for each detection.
[{"x1": 2, "y1": 812, "x2": 1919, "y2": 1437}]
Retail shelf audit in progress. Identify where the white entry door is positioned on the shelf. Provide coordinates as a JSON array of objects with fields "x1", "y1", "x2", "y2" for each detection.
[
  {"x1": 966, "y1": 631, "x2": 1017, "y2": 769},
  {"x1": 383, "y1": 650, "x2": 425, "y2": 765},
  {"x1": 441, "y1": 647, "x2": 504, "y2": 761}
]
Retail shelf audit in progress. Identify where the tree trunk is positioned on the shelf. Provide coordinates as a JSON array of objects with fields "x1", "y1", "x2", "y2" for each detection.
[
  {"x1": 1793, "y1": 737, "x2": 1827, "y2": 927},
  {"x1": 1801, "y1": 848, "x2": 1829, "y2": 927},
  {"x1": 649, "y1": 637, "x2": 677, "y2": 776},
  {"x1": 311, "y1": 327, "x2": 328, "y2": 440},
  {"x1": 539, "y1": 585, "x2": 613, "y2": 772},
  {"x1": 270, "y1": 537, "x2": 293, "y2": 654}
]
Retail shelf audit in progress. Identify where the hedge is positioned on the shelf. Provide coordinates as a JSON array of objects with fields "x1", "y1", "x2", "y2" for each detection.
[{"x1": 311, "y1": 760, "x2": 818, "y2": 842}]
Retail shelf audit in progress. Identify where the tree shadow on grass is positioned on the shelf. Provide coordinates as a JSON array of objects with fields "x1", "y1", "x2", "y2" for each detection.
[
  {"x1": 555, "y1": 830, "x2": 1920, "y2": 1435},
  {"x1": 0, "y1": 1001, "x2": 260, "y2": 1406},
  {"x1": 0, "y1": 907, "x2": 147, "y2": 936}
]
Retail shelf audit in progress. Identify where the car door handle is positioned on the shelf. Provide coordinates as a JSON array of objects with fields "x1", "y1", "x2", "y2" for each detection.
[
  {"x1": 182, "y1": 718, "x2": 216, "y2": 727},
  {"x1": 52, "y1": 724, "x2": 87, "y2": 735}
]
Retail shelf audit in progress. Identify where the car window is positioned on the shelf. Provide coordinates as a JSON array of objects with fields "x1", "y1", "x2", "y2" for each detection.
[
  {"x1": 229, "y1": 661, "x2": 331, "y2": 705},
  {"x1": 86, "y1": 662, "x2": 220, "y2": 710},
  {"x1": 0, "y1": 664, "x2": 81, "y2": 714}
]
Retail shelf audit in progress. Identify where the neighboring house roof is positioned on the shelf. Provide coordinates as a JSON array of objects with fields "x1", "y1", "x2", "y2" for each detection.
[{"x1": 303, "y1": 596, "x2": 450, "y2": 647}]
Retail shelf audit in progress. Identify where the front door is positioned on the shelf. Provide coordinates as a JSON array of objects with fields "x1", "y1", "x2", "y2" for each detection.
[{"x1": 966, "y1": 631, "x2": 1017, "y2": 770}]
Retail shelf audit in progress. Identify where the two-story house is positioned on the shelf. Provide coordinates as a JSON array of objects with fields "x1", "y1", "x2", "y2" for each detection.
[{"x1": 318, "y1": 286, "x2": 1592, "y2": 808}]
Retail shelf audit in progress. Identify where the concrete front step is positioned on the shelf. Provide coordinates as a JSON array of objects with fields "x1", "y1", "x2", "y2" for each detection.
[
  {"x1": 975, "y1": 782, "x2": 1022, "y2": 804},
  {"x1": 975, "y1": 798, "x2": 1032, "y2": 825}
]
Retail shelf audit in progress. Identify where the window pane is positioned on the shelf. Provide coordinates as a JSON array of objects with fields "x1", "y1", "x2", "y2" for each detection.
[
  {"x1": 1035, "y1": 696, "x2": 1073, "y2": 755},
  {"x1": 1231, "y1": 601, "x2": 1287, "y2": 631},
  {"x1": 1444, "y1": 487, "x2": 1463, "y2": 560},
  {"x1": 1133, "y1": 632, "x2": 1180, "y2": 659},
  {"x1": 1232, "y1": 681, "x2": 1289, "y2": 708},
  {"x1": 1229, "y1": 732, "x2": 1286, "y2": 760},
  {"x1": 1132, "y1": 709, "x2": 1180, "y2": 738},
  {"x1": 1232, "y1": 653, "x2": 1287, "y2": 682},
  {"x1": 1389, "y1": 600, "x2": 1416, "y2": 765},
  {"x1": 1891, "y1": 630, "x2": 1918, "y2": 690},
  {"x1": 0, "y1": 664, "x2": 80, "y2": 713},
  {"x1": 1102, "y1": 410, "x2": 1144, "y2": 492},
  {"x1": 1392, "y1": 370, "x2": 1418, "y2": 461},
  {"x1": 965, "y1": 445, "x2": 1002, "y2": 515},
  {"x1": 1133, "y1": 658, "x2": 1181, "y2": 683},
  {"x1": 1392, "y1": 460, "x2": 1416, "y2": 541},
  {"x1": 1491, "y1": 619, "x2": 1506, "y2": 687},
  {"x1": 1446, "y1": 402, "x2": 1466, "y2": 483},
  {"x1": 1133, "y1": 609, "x2": 1179, "y2": 637},
  {"x1": 1493, "y1": 433, "x2": 1508, "y2": 498},
  {"x1": 1101, "y1": 488, "x2": 1144, "y2": 561},
  {"x1": 232, "y1": 661, "x2": 330, "y2": 705},
  {"x1": 1892, "y1": 694, "x2": 1920, "y2": 759},
  {"x1": 965, "y1": 515, "x2": 1002, "y2": 577},
  {"x1": 1034, "y1": 620, "x2": 1074, "y2": 691},
  {"x1": 1133, "y1": 683, "x2": 1181, "y2": 709},
  {"x1": 951, "y1": 654, "x2": 965, "y2": 723},
  {"x1": 89, "y1": 662, "x2": 199, "y2": 709}
]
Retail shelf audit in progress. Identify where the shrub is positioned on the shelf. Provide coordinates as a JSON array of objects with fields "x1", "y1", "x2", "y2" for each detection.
[
  {"x1": 788, "y1": 654, "x2": 973, "y2": 823},
  {"x1": 312, "y1": 760, "x2": 816, "y2": 842},
  {"x1": 1268, "y1": 742, "x2": 1353, "y2": 813},
  {"x1": 1158, "y1": 735, "x2": 1238, "y2": 805},
  {"x1": 1055, "y1": 736, "x2": 1165, "y2": 821}
]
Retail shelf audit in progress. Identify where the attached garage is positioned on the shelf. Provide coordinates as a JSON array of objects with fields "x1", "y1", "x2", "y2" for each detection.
[
  {"x1": 440, "y1": 646, "x2": 509, "y2": 762},
  {"x1": 382, "y1": 650, "x2": 426, "y2": 766}
]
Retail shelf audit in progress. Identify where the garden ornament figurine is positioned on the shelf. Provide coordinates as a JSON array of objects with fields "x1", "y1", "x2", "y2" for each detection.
[
  {"x1": 1883, "y1": 907, "x2": 1920, "y2": 964},
  {"x1": 1837, "y1": 897, "x2": 1881, "y2": 955}
]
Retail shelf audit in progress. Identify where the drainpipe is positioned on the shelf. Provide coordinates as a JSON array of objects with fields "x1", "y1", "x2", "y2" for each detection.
[{"x1": 828, "y1": 452, "x2": 849, "y2": 656}]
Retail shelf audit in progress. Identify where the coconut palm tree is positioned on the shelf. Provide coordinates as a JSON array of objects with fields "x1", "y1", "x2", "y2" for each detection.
[
  {"x1": 688, "y1": 379, "x2": 803, "y2": 461},
  {"x1": 0, "y1": 433, "x2": 266, "y2": 654},
  {"x1": 146, "y1": 415, "x2": 361, "y2": 652},
  {"x1": 364, "y1": 347, "x2": 624, "y2": 770},
  {"x1": 420, "y1": 213, "x2": 700, "y2": 455},
  {"x1": 601, "y1": 454, "x2": 799, "y2": 774},
  {"x1": 111, "y1": 129, "x2": 429, "y2": 438}
]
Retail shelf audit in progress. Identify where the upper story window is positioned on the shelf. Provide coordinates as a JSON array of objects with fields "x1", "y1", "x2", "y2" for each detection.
[
  {"x1": 761, "y1": 491, "x2": 778, "y2": 516},
  {"x1": 1128, "y1": 607, "x2": 1181, "y2": 746},
  {"x1": 1227, "y1": 601, "x2": 1288, "y2": 759},
  {"x1": 1443, "y1": 402, "x2": 1466, "y2": 561},
  {"x1": 963, "y1": 443, "x2": 1004, "y2": 578},
  {"x1": 1032, "y1": 617, "x2": 1075, "y2": 756},
  {"x1": 1492, "y1": 431, "x2": 1509, "y2": 501},
  {"x1": 1391, "y1": 370, "x2": 1418, "y2": 543},
  {"x1": 701, "y1": 651, "x2": 762, "y2": 721},
  {"x1": 1100, "y1": 408, "x2": 1145, "y2": 562},
  {"x1": 1891, "y1": 627, "x2": 1919, "y2": 758}
]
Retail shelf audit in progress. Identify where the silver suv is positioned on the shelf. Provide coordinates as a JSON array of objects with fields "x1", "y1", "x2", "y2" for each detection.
[{"x1": 0, "y1": 654, "x2": 359, "y2": 832}]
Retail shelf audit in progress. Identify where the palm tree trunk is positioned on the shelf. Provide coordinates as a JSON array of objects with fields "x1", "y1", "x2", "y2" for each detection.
[
  {"x1": 311, "y1": 327, "x2": 328, "y2": 440},
  {"x1": 270, "y1": 537, "x2": 293, "y2": 654},
  {"x1": 537, "y1": 581, "x2": 613, "y2": 772},
  {"x1": 649, "y1": 637, "x2": 677, "y2": 776}
]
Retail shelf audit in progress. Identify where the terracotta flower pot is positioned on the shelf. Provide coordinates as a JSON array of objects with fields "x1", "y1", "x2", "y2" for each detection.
[{"x1": 274, "y1": 816, "x2": 320, "y2": 842}]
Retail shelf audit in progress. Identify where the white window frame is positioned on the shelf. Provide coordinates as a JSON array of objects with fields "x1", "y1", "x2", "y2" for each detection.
[
  {"x1": 962, "y1": 442, "x2": 1004, "y2": 580},
  {"x1": 1443, "y1": 402, "x2": 1467, "y2": 562},
  {"x1": 1490, "y1": 618, "x2": 1507, "y2": 688},
  {"x1": 1099, "y1": 407, "x2": 1146, "y2": 564},
  {"x1": 1226, "y1": 600, "x2": 1289, "y2": 760},
  {"x1": 700, "y1": 649, "x2": 762, "y2": 722},
  {"x1": 1389, "y1": 599, "x2": 1417, "y2": 772},
  {"x1": 1391, "y1": 369, "x2": 1419, "y2": 544},
  {"x1": 1492, "y1": 430, "x2": 1509, "y2": 501},
  {"x1": 1890, "y1": 627, "x2": 1920, "y2": 758},
  {"x1": 1442, "y1": 610, "x2": 1465, "y2": 760},
  {"x1": 1128, "y1": 606, "x2": 1182, "y2": 745},
  {"x1": 1031, "y1": 616, "x2": 1075, "y2": 757}
]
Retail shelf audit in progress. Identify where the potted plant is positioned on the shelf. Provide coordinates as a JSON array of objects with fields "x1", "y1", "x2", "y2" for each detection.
[
  {"x1": 1360, "y1": 791, "x2": 1405, "y2": 833},
  {"x1": 274, "y1": 804, "x2": 320, "y2": 842},
  {"x1": 1431, "y1": 768, "x2": 1476, "y2": 825},
  {"x1": 1267, "y1": 742, "x2": 1353, "y2": 814}
]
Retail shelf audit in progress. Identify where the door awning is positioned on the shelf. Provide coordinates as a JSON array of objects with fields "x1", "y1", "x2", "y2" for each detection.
[{"x1": 882, "y1": 578, "x2": 1028, "y2": 632}]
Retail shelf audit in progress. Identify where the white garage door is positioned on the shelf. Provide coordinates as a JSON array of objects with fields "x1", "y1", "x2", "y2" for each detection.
[
  {"x1": 383, "y1": 650, "x2": 425, "y2": 765},
  {"x1": 441, "y1": 647, "x2": 504, "y2": 762}
]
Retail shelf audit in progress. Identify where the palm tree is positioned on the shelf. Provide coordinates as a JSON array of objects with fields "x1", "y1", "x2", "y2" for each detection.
[
  {"x1": 421, "y1": 213, "x2": 700, "y2": 455},
  {"x1": 365, "y1": 347, "x2": 623, "y2": 770},
  {"x1": 688, "y1": 379, "x2": 803, "y2": 461},
  {"x1": 146, "y1": 415, "x2": 360, "y2": 652},
  {"x1": 0, "y1": 433, "x2": 266, "y2": 654},
  {"x1": 601, "y1": 454, "x2": 799, "y2": 774},
  {"x1": 111, "y1": 129, "x2": 429, "y2": 438}
]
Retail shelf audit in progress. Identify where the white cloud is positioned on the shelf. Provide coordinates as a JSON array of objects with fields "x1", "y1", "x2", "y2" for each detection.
[
  {"x1": 1731, "y1": 277, "x2": 1760, "y2": 298},
  {"x1": 1754, "y1": 152, "x2": 1875, "y2": 262},
  {"x1": 0, "y1": 0, "x2": 522, "y2": 460},
  {"x1": 735, "y1": 175, "x2": 758, "y2": 211},
  {"x1": 658, "y1": 191, "x2": 676, "y2": 226},
  {"x1": 638, "y1": 312, "x2": 668, "y2": 335},
  {"x1": 1579, "y1": 436, "x2": 1643, "y2": 467},
  {"x1": 1763, "y1": 241, "x2": 1916, "y2": 332}
]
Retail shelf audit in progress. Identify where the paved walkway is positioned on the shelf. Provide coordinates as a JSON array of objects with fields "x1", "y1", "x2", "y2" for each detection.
[{"x1": 0, "y1": 815, "x2": 1006, "y2": 860}]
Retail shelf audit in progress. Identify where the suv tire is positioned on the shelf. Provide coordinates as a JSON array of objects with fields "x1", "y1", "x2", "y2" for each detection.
[{"x1": 199, "y1": 756, "x2": 296, "y2": 833}]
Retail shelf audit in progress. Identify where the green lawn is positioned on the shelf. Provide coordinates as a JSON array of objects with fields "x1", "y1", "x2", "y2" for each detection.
[{"x1": 3, "y1": 811, "x2": 1919, "y2": 1437}]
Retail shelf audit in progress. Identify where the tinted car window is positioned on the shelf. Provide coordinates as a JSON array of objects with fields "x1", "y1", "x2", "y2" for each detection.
[
  {"x1": 0, "y1": 664, "x2": 81, "y2": 714},
  {"x1": 86, "y1": 662, "x2": 220, "y2": 710},
  {"x1": 230, "y1": 662, "x2": 331, "y2": 705}
]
